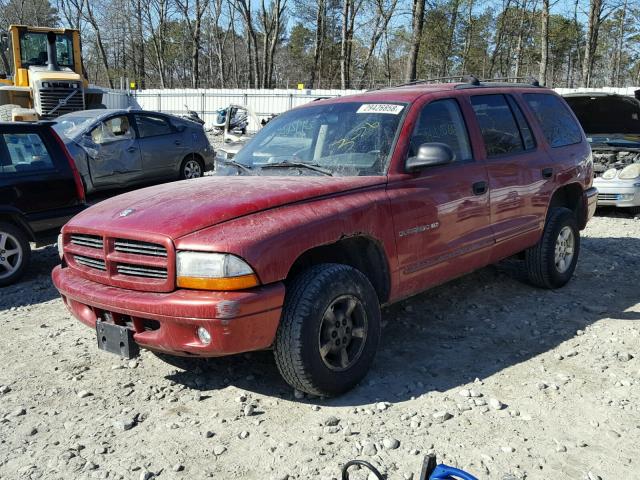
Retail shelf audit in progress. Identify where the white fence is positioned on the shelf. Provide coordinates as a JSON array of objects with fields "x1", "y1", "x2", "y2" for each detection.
[
  {"x1": 103, "y1": 86, "x2": 639, "y2": 127},
  {"x1": 103, "y1": 88, "x2": 363, "y2": 126}
]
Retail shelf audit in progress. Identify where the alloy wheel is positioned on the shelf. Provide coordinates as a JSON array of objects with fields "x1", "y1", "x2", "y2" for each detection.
[
  {"x1": 0, "y1": 231, "x2": 23, "y2": 280},
  {"x1": 554, "y1": 225, "x2": 575, "y2": 274},
  {"x1": 183, "y1": 159, "x2": 202, "y2": 179}
]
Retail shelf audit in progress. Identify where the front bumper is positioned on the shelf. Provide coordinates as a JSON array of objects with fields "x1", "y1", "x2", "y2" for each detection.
[
  {"x1": 593, "y1": 181, "x2": 640, "y2": 208},
  {"x1": 52, "y1": 265, "x2": 284, "y2": 357}
]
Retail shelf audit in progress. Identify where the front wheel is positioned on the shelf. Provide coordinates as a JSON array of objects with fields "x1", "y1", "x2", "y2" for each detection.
[
  {"x1": 179, "y1": 156, "x2": 204, "y2": 179},
  {"x1": 0, "y1": 222, "x2": 31, "y2": 287},
  {"x1": 525, "y1": 207, "x2": 580, "y2": 289},
  {"x1": 274, "y1": 264, "x2": 381, "y2": 396}
]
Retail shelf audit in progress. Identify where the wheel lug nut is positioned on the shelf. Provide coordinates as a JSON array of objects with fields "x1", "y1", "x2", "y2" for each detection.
[
  {"x1": 342, "y1": 319, "x2": 347, "y2": 326},
  {"x1": 335, "y1": 321, "x2": 340, "y2": 328},
  {"x1": 335, "y1": 339, "x2": 340, "y2": 346},
  {"x1": 331, "y1": 331, "x2": 337, "y2": 338}
]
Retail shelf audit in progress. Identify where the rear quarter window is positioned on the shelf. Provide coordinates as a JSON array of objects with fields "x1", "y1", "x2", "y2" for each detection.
[
  {"x1": 524, "y1": 93, "x2": 583, "y2": 148},
  {"x1": 0, "y1": 132, "x2": 56, "y2": 174}
]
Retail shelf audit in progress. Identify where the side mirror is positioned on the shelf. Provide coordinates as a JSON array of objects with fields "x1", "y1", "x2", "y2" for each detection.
[{"x1": 406, "y1": 143, "x2": 454, "y2": 172}]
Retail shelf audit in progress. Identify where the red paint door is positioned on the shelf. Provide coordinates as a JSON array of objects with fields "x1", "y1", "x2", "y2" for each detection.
[{"x1": 386, "y1": 98, "x2": 493, "y2": 298}]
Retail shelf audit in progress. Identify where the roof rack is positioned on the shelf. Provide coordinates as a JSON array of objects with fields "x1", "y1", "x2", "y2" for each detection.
[{"x1": 374, "y1": 74, "x2": 541, "y2": 91}]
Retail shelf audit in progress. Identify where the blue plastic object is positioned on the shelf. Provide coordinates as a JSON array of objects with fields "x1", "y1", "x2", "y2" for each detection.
[{"x1": 429, "y1": 464, "x2": 479, "y2": 480}]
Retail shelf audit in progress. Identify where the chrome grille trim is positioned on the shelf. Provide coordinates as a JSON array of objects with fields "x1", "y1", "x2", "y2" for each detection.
[
  {"x1": 38, "y1": 87, "x2": 85, "y2": 118},
  {"x1": 116, "y1": 263, "x2": 168, "y2": 279},
  {"x1": 70, "y1": 234, "x2": 103, "y2": 249},
  {"x1": 114, "y1": 239, "x2": 167, "y2": 257},
  {"x1": 598, "y1": 193, "x2": 618, "y2": 201},
  {"x1": 74, "y1": 255, "x2": 107, "y2": 271}
]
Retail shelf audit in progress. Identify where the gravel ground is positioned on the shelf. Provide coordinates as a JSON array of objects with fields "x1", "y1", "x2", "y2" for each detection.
[{"x1": 0, "y1": 212, "x2": 638, "y2": 480}]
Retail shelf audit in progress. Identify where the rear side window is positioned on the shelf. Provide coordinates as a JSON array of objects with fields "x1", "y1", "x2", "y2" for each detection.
[
  {"x1": 471, "y1": 94, "x2": 527, "y2": 157},
  {"x1": 506, "y1": 96, "x2": 535, "y2": 150},
  {"x1": 0, "y1": 133, "x2": 55, "y2": 174},
  {"x1": 409, "y1": 99, "x2": 472, "y2": 162},
  {"x1": 134, "y1": 114, "x2": 173, "y2": 138},
  {"x1": 524, "y1": 93, "x2": 582, "y2": 147}
]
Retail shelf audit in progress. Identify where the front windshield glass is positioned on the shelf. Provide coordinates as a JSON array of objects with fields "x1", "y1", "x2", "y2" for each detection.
[
  {"x1": 53, "y1": 115, "x2": 97, "y2": 139},
  {"x1": 19, "y1": 32, "x2": 74, "y2": 68},
  {"x1": 233, "y1": 102, "x2": 406, "y2": 176}
]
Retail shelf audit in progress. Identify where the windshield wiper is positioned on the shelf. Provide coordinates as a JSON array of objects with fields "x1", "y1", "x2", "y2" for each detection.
[
  {"x1": 218, "y1": 159, "x2": 253, "y2": 173},
  {"x1": 259, "y1": 161, "x2": 334, "y2": 176}
]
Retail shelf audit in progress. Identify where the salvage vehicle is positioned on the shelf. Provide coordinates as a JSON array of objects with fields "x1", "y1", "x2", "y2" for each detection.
[
  {"x1": 53, "y1": 78, "x2": 597, "y2": 396},
  {"x1": 52, "y1": 109, "x2": 215, "y2": 194},
  {"x1": 1, "y1": 121, "x2": 85, "y2": 285},
  {"x1": 563, "y1": 91, "x2": 640, "y2": 214}
]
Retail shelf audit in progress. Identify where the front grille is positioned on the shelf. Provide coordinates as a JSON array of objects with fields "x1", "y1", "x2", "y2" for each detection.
[
  {"x1": 38, "y1": 86, "x2": 85, "y2": 118},
  {"x1": 70, "y1": 234, "x2": 103, "y2": 249},
  {"x1": 114, "y1": 239, "x2": 167, "y2": 257},
  {"x1": 116, "y1": 263, "x2": 168, "y2": 279},
  {"x1": 74, "y1": 255, "x2": 106, "y2": 271},
  {"x1": 598, "y1": 193, "x2": 618, "y2": 201}
]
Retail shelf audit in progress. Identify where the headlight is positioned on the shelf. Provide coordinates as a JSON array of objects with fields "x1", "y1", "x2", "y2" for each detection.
[
  {"x1": 619, "y1": 163, "x2": 640, "y2": 180},
  {"x1": 601, "y1": 168, "x2": 617, "y2": 179},
  {"x1": 176, "y1": 252, "x2": 259, "y2": 290},
  {"x1": 57, "y1": 234, "x2": 64, "y2": 259}
]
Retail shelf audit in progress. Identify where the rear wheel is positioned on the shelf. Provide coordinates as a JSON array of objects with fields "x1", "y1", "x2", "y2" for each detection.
[
  {"x1": 0, "y1": 104, "x2": 20, "y2": 121},
  {"x1": 525, "y1": 207, "x2": 580, "y2": 289},
  {"x1": 274, "y1": 264, "x2": 381, "y2": 396},
  {"x1": 0, "y1": 222, "x2": 31, "y2": 287},
  {"x1": 179, "y1": 156, "x2": 204, "y2": 179}
]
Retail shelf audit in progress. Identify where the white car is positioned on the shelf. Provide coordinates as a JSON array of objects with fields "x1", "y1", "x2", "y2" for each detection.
[{"x1": 564, "y1": 91, "x2": 640, "y2": 214}]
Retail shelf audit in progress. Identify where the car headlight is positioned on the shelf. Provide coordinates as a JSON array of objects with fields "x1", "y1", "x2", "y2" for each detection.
[
  {"x1": 176, "y1": 252, "x2": 259, "y2": 290},
  {"x1": 57, "y1": 233, "x2": 64, "y2": 259},
  {"x1": 619, "y1": 163, "x2": 640, "y2": 180},
  {"x1": 601, "y1": 168, "x2": 618, "y2": 179}
]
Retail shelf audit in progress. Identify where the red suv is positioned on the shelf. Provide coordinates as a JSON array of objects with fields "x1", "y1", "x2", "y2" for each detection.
[{"x1": 53, "y1": 79, "x2": 597, "y2": 396}]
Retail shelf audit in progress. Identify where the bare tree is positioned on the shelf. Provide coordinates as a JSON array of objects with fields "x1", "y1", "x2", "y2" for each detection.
[{"x1": 404, "y1": 0, "x2": 427, "y2": 82}]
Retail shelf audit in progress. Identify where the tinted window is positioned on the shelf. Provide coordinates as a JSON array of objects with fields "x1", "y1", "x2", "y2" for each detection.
[
  {"x1": 0, "y1": 133, "x2": 54, "y2": 174},
  {"x1": 506, "y1": 96, "x2": 535, "y2": 150},
  {"x1": 524, "y1": 93, "x2": 582, "y2": 147},
  {"x1": 471, "y1": 94, "x2": 525, "y2": 157},
  {"x1": 135, "y1": 114, "x2": 173, "y2": 138},
  {"x1": 90, "y1": 115, "x2": 133, "y2": 144},
  {"x1": 409, "y1": 99, "x2": 472, "y2": 162}
]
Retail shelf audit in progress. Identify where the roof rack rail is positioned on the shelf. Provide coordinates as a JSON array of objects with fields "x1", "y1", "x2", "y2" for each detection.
[
  {"x1": 455, "y1": 76, "x2": 542, "y2": 89},
  {"x1": 370, "y1": 74, "x2": 480, "y2": 91}
]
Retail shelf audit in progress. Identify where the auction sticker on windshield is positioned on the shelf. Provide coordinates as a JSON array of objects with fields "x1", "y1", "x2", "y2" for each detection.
[{"x1": 357, "y1": 104, "x2": 404, "y2": 115}]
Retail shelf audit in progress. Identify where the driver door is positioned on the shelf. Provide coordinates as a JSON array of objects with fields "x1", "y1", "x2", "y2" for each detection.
[{"x1": 83, "y1": 115, "x2": 142, "y2": 188}]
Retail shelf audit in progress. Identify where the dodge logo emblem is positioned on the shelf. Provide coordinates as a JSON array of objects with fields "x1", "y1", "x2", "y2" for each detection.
[{"x1": 119, "y1": 208, "x2": 135, "y2": 217}]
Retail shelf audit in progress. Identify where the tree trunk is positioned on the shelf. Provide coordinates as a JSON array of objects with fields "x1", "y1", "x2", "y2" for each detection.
[
  {"x1": 309, "y1": 0, "x2": 325, "y2": 88},
  {"x1": 404, "y1": 0, "x2": 426, "y2": 82},
  {"x1": 340, "y1": 0, "x2": 351, "y2": 89},
  {"x1": 582, "y1": 0, "x2": 602, "y2": 88},
  {"x1": 539, "y1": 0, "x2": 549, "y2": 85}
]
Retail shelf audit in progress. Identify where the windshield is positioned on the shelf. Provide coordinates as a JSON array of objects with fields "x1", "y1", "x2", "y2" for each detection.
[
  {"x1": 53, "y1": 114, "x2": 97, "y2": 139},
  {"x1": 19, "y1": 31, "x2": 74, "y2": 68},
  {"x1": 232, "y1": 102, "x2": 406, "y2": 176}
]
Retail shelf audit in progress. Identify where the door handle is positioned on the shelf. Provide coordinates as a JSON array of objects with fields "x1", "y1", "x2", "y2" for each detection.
[
  {"x1": 542, "y1": 167, "x2": 554, "y2": 179},
  {"x1": 472, "y1": 181, "x2": 487, "y2": 195},
  {"x1": 127, "y1": 147, "x2": 137, "y2": 153}
]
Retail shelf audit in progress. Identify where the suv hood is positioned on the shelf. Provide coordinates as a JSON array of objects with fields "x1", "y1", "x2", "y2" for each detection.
[{"x1": 66, "y1": 176, "x2": 384, "y2": 239}]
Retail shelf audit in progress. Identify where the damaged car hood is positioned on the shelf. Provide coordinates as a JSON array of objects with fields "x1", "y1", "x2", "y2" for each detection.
[{"x1": 66, "y1": 176, "x2": 385, "y2": 239}]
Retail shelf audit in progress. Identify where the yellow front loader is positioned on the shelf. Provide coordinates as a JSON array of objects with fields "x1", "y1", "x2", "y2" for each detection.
[{"x1": 0, "y1": 25, "x2": 104, "y2": 121}]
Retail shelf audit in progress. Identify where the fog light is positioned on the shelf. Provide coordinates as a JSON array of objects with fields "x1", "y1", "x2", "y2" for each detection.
[{"x1": 197, "y1": 327, "x2": 211, "y2": 345}]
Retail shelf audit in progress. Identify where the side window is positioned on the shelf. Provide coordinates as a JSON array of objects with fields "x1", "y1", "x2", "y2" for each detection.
[
  {"x1": 524, "y1": 93, "x2": 582, "y2": 147},
  {"x1": 134, "y1": 114, "x2": 173, "y2": 138},
  {"x1": 0, "y1": 133, "x2": 55, "y2": 174},
  {"x1": 471, "y1": 94, "x2": 526, "y2": 157},
  {"x1": 90, "y1": 115, "x2": 133, "y2": 144},
  {"x1": 506, "y1": 96, "x2": 535, "y2": 150},
  {"x1": 409, "y1": 99, "x2": 472, "y2": 162}
]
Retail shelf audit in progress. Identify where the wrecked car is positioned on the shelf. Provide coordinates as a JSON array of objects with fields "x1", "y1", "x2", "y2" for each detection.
[
  {"x1": 52, "y1": 109, "x2": 215, "y2": 194},
  {"x1": 563, "y1": 91, "x2": 640, "y2": 214},
  {"x1": 53, "y1": 80, "x2": 596, "y2": 396}
]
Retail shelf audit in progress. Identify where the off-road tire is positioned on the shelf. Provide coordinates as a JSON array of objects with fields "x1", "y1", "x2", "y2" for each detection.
[
  {"x1": 179, "y1": 156, "x2": 204, "y2": 179},
  {"x1": 0, "y1": 222, "x2": 31, "y2": 287},
  {"x1": 525, "y1": 207, "x2": 580, "y2": 289},
  {"x1": 274, "y1": 263, "x2": 381, "y2": 396},
  {"x1": 0, "y1": 104, "x2": 20, "y2": 121}
]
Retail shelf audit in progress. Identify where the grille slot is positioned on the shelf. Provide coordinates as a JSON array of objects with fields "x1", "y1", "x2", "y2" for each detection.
[
  {"x1": 114, "y1": 239, "x2": 167, "y2": 257},
  {"x1": 598, "y1": 193, "x2": 618, "y2": 201},
  {"x1": 38, "y1": 87, "x2": 85, "y2": 118},
  {"x1": 74, "y1": 255, "x2": 107, "y2": 271},
  {"x1": 116, "y1": 263, "x2": 168, "y2": 279},
  {"x1": 70, "y1": 234, "x2": 103, "y2": 249}
]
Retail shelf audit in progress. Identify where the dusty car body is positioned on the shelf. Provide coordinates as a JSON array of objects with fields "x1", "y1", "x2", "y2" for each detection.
[
  {"x1": 53, "y1": 80, "x2": 596, "y2": 396},
  {"x1": 52, "y1": 109, "x2": 215, "y2": 193},
  {"x1": 563, "y1": 91, "x2": 640, "y2": 212}
]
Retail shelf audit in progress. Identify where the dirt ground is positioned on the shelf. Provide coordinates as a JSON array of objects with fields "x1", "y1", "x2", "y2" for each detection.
[{"x1": 0, "y1": 211, "x2": 638, "y2": 480}]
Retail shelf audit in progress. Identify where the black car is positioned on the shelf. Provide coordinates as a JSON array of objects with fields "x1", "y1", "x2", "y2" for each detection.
[{"x1": 0, "y1": 121, "x2": 85, "y2": 286}]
